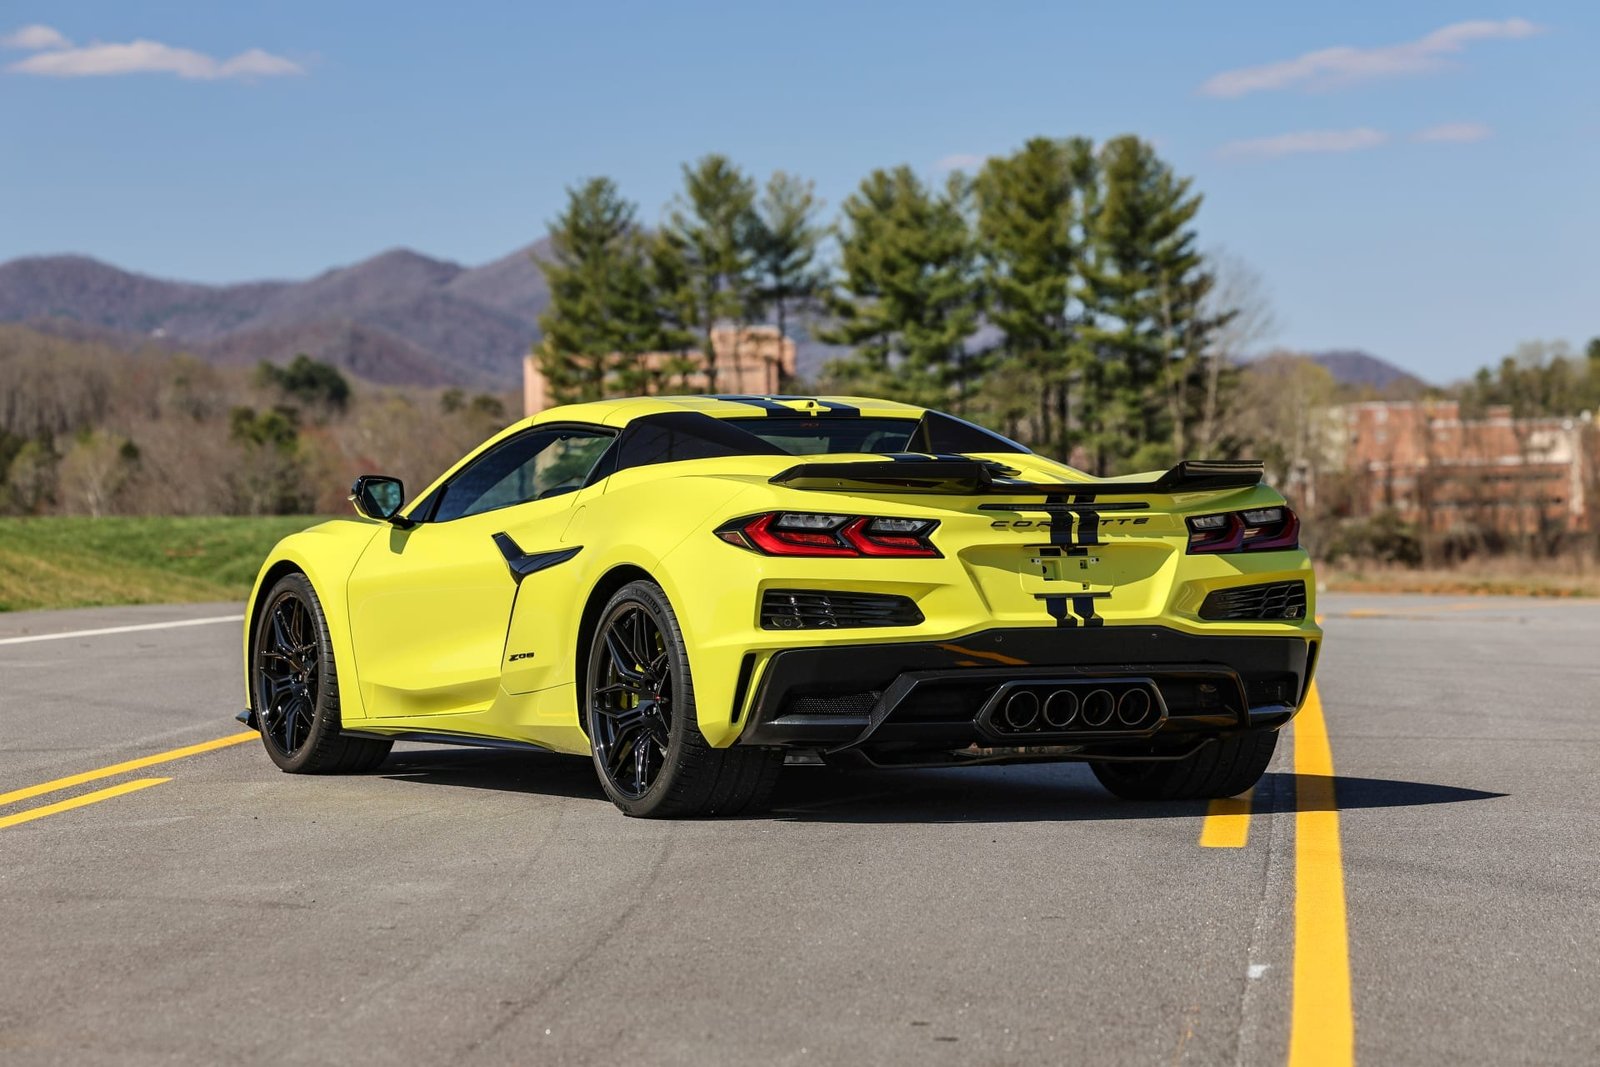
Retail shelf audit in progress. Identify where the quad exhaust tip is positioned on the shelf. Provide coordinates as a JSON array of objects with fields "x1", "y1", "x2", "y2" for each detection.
[
  {"x1": 1042, "y1": 689, "x2": 1079, "y2": 729},
  {"x1": 1002, "y1": 690, "x2": 1040, "y2": 730},
  {"x1": 1117, "y1": 688, "x2": 1152, "y2": 726},
  {"x1": 1080, "y1": 689, "x2": 1116, "y2": 728}
]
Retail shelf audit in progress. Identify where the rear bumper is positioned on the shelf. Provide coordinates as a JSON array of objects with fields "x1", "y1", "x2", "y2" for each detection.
[{"x1": 735, "y1": 626, "x2": 1316, "y2": 764}]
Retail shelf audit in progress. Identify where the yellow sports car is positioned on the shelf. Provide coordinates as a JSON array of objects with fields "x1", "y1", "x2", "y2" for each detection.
[{"x1": 240, "y1": 395, "x2": 1320, "y2": 817}]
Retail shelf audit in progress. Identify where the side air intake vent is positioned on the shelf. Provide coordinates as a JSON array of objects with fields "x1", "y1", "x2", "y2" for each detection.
[
  {"x1": 761, "y1": 590, "x2": 923, "y2": 630},
  {"x1": 1198, "y1": 581, "x2": 1307, "y2": 621}
]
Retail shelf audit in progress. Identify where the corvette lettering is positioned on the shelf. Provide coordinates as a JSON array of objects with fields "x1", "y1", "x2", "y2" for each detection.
[{"x1": 990, "y1": 518, "x2": 1149, "y2": 527}]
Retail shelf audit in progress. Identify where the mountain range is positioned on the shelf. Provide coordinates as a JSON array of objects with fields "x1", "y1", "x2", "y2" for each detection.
[
  {"x1": 0, "y1": 247, "x2": 1428, "y2": 393},
  {"x1": 0, "y1": 242, "x2": 554, "y2": 389}
]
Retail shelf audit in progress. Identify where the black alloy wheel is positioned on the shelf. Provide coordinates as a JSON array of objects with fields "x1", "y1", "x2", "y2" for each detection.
[
  {"x1": 584, "y1": 580, "x2": 782, "y2": 818},
  {"x1": 251, "y1": 572, "x2": 391, "y2": 774},
  {"x1": 589, "y1": 603, "x2": 674, "y2": 799},
  {"x1": 257, "y1": 590, "x2": 320, "y2": 758}
]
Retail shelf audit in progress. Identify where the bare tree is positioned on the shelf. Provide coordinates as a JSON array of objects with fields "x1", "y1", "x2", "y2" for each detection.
[
  {"x1": 1233, "y1": 351, "x2": 1337, "y2": 500},
  {"x1": 1197, "y1": 250, "x2": 1278, "y2": 456},
  {"x1": 57, "y1": 432, "x2": 136, "y2": 517}
]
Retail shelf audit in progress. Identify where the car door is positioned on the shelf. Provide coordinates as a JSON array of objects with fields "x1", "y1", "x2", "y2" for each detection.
[{"x1": 345, "y1": 425, "x2": 614, "y2": 719}]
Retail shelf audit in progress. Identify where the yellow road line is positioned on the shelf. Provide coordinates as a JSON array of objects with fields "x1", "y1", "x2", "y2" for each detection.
[
  {"x1": 1288, "y1": 684, "x2": 1354, "y2": 1066},
  {"x1": 0, "y1": 732, "x2": 255, "y2": 808},
  {"x1": 1199, "y1": 795, "x2": 1252, "y2": 847},
  {"x1": 0, "y1": 777, "x2": 170, "y2": 830}
]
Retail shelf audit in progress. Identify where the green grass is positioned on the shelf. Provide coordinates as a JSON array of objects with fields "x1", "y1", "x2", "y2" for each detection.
[{"x1": 0, "y1": 515, "x2": 323, "y2": 612}]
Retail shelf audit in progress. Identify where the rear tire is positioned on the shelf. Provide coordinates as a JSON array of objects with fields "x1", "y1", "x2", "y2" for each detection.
[
  {"x1": 584, "y1": 580, "x2": 781, "y2": 818},
  {"x1": 252, "y1": 572, "x2": 392, "y2": 774},
  {"x1": 1090, "y1": 731, "x2": 1277, "y2": 801}
]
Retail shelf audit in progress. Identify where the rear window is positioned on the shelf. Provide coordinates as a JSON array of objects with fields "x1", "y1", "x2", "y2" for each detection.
[
  {"x1": 728, "y1": 418, "x2": 917, "y2": 455},
  {"x1": 600, "y1": 409, "x2": 1027, "y2": 480}
]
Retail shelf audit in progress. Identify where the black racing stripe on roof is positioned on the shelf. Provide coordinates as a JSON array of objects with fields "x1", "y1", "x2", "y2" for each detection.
[
  {"x1": 805, "y1": 398, "x2": 860, "y2": 416},
  {"x1": 710, "y1": 395, "x2": 861, "y2": 417}
]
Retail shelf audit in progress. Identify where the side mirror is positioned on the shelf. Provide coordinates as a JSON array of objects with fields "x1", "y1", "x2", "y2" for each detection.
[{"x1": 349, "y1": 475, "x2": 412, "y2": 527}]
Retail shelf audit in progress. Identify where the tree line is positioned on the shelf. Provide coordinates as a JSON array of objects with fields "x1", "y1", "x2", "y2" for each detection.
[
  {"x1": 536, "y1": 135, "x2": 1254, "y2": 474},
  {"x1": 1459, "y1": 338, "x2": 1600, "y2": 419},
  {"x1": 0, "y1": 328, "x2": 512, "y2": 517}
]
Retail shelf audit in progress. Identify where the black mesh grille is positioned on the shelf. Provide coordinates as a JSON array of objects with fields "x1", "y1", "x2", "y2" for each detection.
[
  {"x1": 785, "y1": 692, "x2": 882, "y2": 716},
  {"x1": 761, "y1": 590, "x2": 923, "y2": 630},
  {"x1": 1199, "y1": 581, "x2": 1307, "y2": 621}
]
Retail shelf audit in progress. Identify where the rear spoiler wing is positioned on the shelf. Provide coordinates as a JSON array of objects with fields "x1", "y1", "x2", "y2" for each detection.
[{"x1": 769, "y1": 458, "x2": 1264, "y2": 498}]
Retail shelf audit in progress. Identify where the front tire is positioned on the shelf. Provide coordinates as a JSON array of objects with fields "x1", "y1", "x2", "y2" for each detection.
[
  {"x1": 251, "y1": 572, "x2": 391, "y2": 774},
  {"x1": 1090, "y1": 731, "x2": 1277, "y2": 801},
  {"x1": 584, "y1": 580, "x2": 780, "y2": 817}
]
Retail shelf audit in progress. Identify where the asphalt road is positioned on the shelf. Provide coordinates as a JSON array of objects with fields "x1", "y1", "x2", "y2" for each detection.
[{"x1": 1, "y1": 595, "x2": 1596, "y2": 1066}]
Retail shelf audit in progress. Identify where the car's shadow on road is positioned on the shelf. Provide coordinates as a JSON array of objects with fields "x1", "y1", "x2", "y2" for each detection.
[
  {"x1": 378, "y1": 748, "x2": 608, "y2": 803},
  {"x1": 373, "y1": 747, "x2": 1505, "y2": 824},
  {"x1": 766, "y1": 765, "x2": 1505, "y2": 823}
]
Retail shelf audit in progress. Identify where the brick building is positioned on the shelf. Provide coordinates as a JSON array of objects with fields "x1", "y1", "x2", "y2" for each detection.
[
  {"x1": 1331, "y1": 400, "x2": 1598, "y2": 535},
  {"x1": 523, "y1": 325, "x2": 797, "y2": 416}
]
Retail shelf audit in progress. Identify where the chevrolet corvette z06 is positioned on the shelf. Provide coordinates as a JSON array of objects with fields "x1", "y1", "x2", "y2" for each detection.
[{"x1": 239, "y1": 395, "x2": 1319, "y2": 817}]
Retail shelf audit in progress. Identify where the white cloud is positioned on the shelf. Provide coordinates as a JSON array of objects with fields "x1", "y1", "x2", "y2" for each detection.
[
  {"x1": 1, "y1": 23, "x2": 71, "y2": 50},
  {"x1": 1201, "y1": 18, "x2": 1543, "y2": 98},
  {"x1": 1218, "y1": 127, "x2": 1389, "y2": 160},
  {"x1": 935, "y1": 153, "x2": 986, "y2": 173},
  {"x1": 1413, "y1": 121, "x2": 1492, "y2": 143},
  {"x1": 215, "y1": 48, "x2": 304, "y2": 79},
  {"x1": 3, "y1": 29, "x2": 303, "y2": 80}
]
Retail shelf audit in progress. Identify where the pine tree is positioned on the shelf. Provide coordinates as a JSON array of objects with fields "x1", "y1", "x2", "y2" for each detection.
[
  {"x1": 822, "y1": 167, "x2": 981, "y2": 410},
  {"x1": 665, "y1": 155, "x2": 758, "y2": 392},
  {"x1": 535, "y1": 178, "x2": 656, "y2": 403},
  {"x1": 1587, "y1": 337, "x2": 1600, "y2": 412},
  {"x1": 751, "y1": 172, "x2": 825, "y2": 390},
  {"x1": 642, "y1": 230, "x2": 702, "y2": 393},
  {"x1": 1079, "y1": 136, "x2": 1218, "y2": 472},
  {"x1": 974, "y1": 136, "x2": 1096, "y2": 458}
]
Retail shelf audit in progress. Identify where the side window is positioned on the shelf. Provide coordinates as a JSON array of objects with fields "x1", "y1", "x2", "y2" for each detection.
[{"x1": 431, "y1": 428, "x2": 612, "y2": 522}]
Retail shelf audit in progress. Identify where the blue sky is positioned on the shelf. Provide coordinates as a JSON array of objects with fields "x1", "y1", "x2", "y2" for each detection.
[{"x1": 3, "y1": 1, "x2": 1594, "y2": 383}]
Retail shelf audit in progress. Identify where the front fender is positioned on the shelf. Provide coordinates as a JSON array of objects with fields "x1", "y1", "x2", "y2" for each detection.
[{"x1": 242, "y1": 519, "x2": 384, "y2": 721}]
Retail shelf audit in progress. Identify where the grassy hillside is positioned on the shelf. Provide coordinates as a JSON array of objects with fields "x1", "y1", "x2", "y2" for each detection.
[{"x1": 0, "y1": 516, "x2": 320, "y2": 612}]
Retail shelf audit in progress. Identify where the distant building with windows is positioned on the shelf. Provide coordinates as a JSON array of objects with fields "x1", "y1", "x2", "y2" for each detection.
[
  {"x1": 523, "y1": 325, "x2": 797, "y2": 416},
  {"x1": 1330, "y1": 400, "x2": 1597, "y2": 535}
]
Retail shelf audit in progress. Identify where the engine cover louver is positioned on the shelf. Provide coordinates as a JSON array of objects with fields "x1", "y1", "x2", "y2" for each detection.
[
  {"x1": 1198, "y1": 581, "x2": 1307, "y2": 621},
  {"x1": 760, "y1": 590, "x2": 923, "y2": 630}
]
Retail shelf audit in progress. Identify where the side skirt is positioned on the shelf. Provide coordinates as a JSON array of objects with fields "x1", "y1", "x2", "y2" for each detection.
[{"x1": 339, "y1": 727, "x2": 557, "y2": 754}]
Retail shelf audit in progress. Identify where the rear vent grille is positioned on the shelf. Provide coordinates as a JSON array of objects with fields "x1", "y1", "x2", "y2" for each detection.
[
  {"x1": 785, "y1": 692, "x2": 882, "y2": 717},
  {"x1": 760, "y1": 590, "x2": 923, "y2": 630},
  {"x1": 1199, "y1": 581, "x2": 1307, "y2": 621}
]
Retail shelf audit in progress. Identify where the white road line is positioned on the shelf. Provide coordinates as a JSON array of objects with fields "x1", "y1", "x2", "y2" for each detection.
[{"x1": 0, "y1": 615, "x2": 242, "y2": 647}]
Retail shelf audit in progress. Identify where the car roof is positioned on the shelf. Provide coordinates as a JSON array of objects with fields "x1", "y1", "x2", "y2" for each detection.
[{"x1": 524, "y1": 394, "x2": 929, "y2": 430}]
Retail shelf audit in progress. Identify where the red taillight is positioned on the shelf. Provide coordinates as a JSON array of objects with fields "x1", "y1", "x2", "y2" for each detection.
[
  {"x1": 739, "y1": 513, "x2": 858, "y2": 557},
  {"x1": 1186, "y1": 506, "x2": 1299, "y2": 554},
  {"x1": 717, "y1": 513, "x2": 940, "y2": 558}
]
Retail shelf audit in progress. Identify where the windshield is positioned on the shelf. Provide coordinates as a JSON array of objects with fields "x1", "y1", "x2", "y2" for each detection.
[{"x1": 727, "y1": 418, "x2": 918, "y2": 455}]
